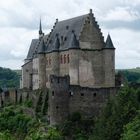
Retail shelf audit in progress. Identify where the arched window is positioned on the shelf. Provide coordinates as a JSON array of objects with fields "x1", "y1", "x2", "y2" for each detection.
[
  {"x1": 60, "y1": 55, "x2": 63, "y2": 64},
  {"x1": 67, "y1": 54, "x2": 70, "y2": 63},
  {"x1": 64, "y1": 54, "x2": 66, "y2": 64}
]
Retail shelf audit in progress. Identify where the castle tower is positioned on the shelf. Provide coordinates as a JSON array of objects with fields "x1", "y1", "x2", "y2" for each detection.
[
  {"x1": 38, "y1": 39, "x2": 46, "y2": 88},
  {"x1": 49, "y1": 75, "x2": 70, "y2": 125},
  {"x1": 103, "y1": 34, "x2": 115, "y2": 87}
]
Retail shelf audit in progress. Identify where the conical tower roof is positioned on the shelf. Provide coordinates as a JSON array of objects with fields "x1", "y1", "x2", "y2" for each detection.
[{"x1": 105, "y1": 34, "x2": 114, "y2": 48}]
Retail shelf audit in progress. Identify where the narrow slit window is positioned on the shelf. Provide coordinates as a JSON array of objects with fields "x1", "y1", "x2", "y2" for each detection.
[
  {"x1": 64, "y1": 55, "x2": 66, "y2": 64},
  {"x1": 67, "y1": 54, "x2": 70, "y2": 63}
]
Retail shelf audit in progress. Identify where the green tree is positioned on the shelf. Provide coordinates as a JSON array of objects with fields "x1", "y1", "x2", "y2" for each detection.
[
  {"x1": 90, "y1": 87, "x2": 140, "y2": 140},
  {"x1": 121, "y1": 111, "x2": 140, "y2": 140}
]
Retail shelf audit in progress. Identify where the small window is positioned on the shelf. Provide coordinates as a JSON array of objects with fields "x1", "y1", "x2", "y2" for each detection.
[
  {"x1": 26, "y1": 69, "x2": 29, "y2": 72},
  {"x1": 81, "y1": 93, "x2": 84, "y2": 96},
  {"x1": 56, "y1": 106, "x2": 59, "y2": 109},
  {"x1": 49, "y1": 40, "x2": 52, "y2": 43},
  {"x1": 93, "y1": 93, "x2": 97, "y2": 97},
  {"x1": 64, "y1": 55, "x2": 66, "y2": 64},
  {"x1": 67, "y1": 54, "x2": 70, "y2": 63},
  {"x1": 66, "y1": 26, "x2": 69, "y2": 30},
  {"x1": 64, "y1": 37, "x2": 67, "y2": 41},
  {"x1": 69, "y1": 91, "x2": 74, "y2": 96},
  {"x1": 52, "y1": 91, "x2": 54, "y2": 96}
]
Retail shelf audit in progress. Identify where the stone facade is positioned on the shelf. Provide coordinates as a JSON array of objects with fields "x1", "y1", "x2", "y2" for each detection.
[
  {"x1": 49, "y1": 75, "x2": 118, "y2": 125},
  {"x1": 21, "y1": 9, "x2": 117, "y2": 125},
  {"x1": 22, "y1": 9, "x2": 115, "y2": 90}
]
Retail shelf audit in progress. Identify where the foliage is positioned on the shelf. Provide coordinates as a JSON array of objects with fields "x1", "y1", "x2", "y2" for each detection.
[
  {"x1": 121, "y1": 111, "x2": 140, "y2": 140},
  {"x1": 118, "y1": 70, "x2": 140, "y2": 83},
  {"x1": 0, "y1": 67, "x2": 20, "y2": 88},
  {"x1": 0, "y1": 104, "x2": 49, "y2": 140},
  {"x1": 35, "y1": 90, "x2": 43, "y2": 116},
  {"x1": 0, "y1": 131, "x2": 15, "y2": 140},
  {"x1": 59, "y1": 112, "x2": 94, "y2": 140},
  {"x1": 45, "y1": 127, "x2": 64, "y2": 140},
  {"x1": 90, "y1": 86, "x2": 140, "y2": 140}
]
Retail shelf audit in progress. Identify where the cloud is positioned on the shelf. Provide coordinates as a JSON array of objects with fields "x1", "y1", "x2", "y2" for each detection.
[
  {"x1": 103, "y1": 7, "x2": 139, "y2": 22},
  {"x1": 0, "y1": 0, "x2": 139, "y2": 69},
  {"x1": 102, "y1": 28, "x2": 140, "y2": 69}
]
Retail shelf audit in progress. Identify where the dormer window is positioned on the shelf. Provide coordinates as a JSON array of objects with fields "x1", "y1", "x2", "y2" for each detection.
[
  {"x1": 66, "y1": 26, "x2": 69, "y2": 30},
  {"x1": 64, "y1": 37, "x2": 67, "y2": 41}
]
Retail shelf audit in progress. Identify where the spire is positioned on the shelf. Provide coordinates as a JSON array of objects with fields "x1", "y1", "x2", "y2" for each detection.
[
  {"x1": 105, "y1": 34, "x2": 114, "y2": 48},
  {"x1": 39, "y1": 18, "x2": 43, "y2": 35}
]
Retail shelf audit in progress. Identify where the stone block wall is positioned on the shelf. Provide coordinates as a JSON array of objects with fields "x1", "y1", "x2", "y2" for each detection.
[{"x1": 49, "y1": 75, "x2": 119, "y2": 125}]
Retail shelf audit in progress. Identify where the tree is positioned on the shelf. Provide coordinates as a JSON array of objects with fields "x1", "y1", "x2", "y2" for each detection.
[
  {"x1": 121, "y1": 111, "x2": 140, "y2": 140},
  {"x1": 90, "y1": 86, "x2": 140, "y2": 140}
]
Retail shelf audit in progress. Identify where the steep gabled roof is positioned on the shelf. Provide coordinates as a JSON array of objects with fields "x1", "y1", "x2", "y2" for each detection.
[
  {"x1": 105, "y1": 34, "x2": 114, "y2": 48},
  {"x1": 26, "y1": 39, "x2": 39, "y2": 59},
  {"x1": 46, "y1": 14, "x2": 88, "y2": 52}
]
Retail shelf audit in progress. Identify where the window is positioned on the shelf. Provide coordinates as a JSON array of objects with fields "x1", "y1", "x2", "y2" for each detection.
[
  {"x1": 67, "y1": 54, "x2": 70, "y2": 63},
  {"x1": 64, "y1": 55, "x2": 66, "y2": 64},
  {"x1": 64, "y1": 37, "x2": 67, "y2": 41},
  {"x1": 66, "y1": 26, "x2": 69, "y2": 30},
  {"x1": 52, "y1": 91, "x2": 54, "y2": 96},
  {"x1": 58, "y1": 78, "x2": 60, "y2": 83},
  {"x1": 81, "y1": 93, "x2": 84, "y2": 96},
  {"x1": 69, "y1": 91, "x2": 74, "y2": 96},
  {"x1": 93, "y1": 93, "x2": 97, "y2": 97}
]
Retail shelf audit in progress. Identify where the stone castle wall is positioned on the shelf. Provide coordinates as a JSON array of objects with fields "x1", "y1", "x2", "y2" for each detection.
[
  {"x1": 49, "y1": 75, "x2": 119, "y2": 125},
  {"x1": 22, "y1": 61, "x2": 32, "y2": 89}
]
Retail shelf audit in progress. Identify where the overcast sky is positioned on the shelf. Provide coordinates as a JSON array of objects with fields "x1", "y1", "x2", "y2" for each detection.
[{"x1": 0, "y1": 0, "x2": 140, "y2": 69}]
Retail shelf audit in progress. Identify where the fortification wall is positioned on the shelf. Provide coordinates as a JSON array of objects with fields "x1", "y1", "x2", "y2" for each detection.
[
  {"x1": 49, "y1": 75, "x2": 119, "y2": 125},
  {"x1": 32, "y1": 57, "x2": 39, "y2": 90},
  {"x1": 69, "y1": 86, "x2": 118, "y2": 118},
  {"x1": 38, "y1": 54, "x2": 46, "y2": 88},
  {"x1": 49, "y1": 75, "x2": 70, "y2": 125},
  {"x1": 22, "y1": 61, "x2": 32, "y2": 89}
]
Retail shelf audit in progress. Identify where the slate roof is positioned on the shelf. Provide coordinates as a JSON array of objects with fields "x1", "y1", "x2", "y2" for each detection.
[
  {"x1": 26, "y1": 12, "x2": 103, "y2": 59},
  {"x1": 26, "y1": 39, "x2": 39, "y2": 59},
  {"x1": 45, "y1": 14, "x2": 88, "y2": 52},
  {"x1": 105, "y1": 34, "x2": 114, "y2": 48}
]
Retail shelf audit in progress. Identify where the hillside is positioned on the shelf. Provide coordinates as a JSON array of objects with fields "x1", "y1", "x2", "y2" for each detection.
[
  {"x1": 117, "y1": 68, "x2": 140, "y2": 84},
  {"x1": 0, "y1": 67, "x2": 20, "y2": 88}
]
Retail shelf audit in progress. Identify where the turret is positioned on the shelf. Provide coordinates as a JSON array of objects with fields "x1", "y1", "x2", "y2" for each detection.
[
  {"x1": 39, "y1": 18, "x2": 44, "y2": 39},
  {"x1": 105, "y1": 34, "x2": 114, "y2": 48},
  {"x1": 103, "y1": 34, "x2": 115, "y2": 87}
]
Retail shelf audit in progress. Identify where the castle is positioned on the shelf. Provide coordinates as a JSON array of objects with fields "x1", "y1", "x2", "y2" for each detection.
[{"x1": 21, "y1": 9, "x2": 117, "y2": 125}]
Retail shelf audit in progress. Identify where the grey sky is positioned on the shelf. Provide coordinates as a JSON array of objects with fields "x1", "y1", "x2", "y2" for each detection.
[{"x1": 0, "y1": 0, "x2": 140, "y2": 69}]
